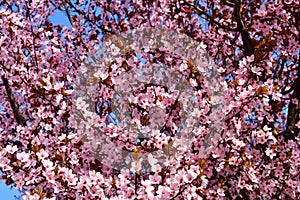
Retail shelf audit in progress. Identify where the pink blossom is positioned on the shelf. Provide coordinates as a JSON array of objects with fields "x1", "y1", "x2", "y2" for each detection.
[
  {"x1": 291, "y1": 98, "x2": 299, "y2": 105},
  {"x1": 217, "y1": 188, "x2": 225, "y2": 197},
  {"x1": 5, "y1": 145, "x2": 18, "y2": 154},
  {"x1": 265, "y1": 148, "x2": 277, "y2": 159},
  {"x1": 16, "y1": 152, "x2": 30, "y2": 163},
  {"x1": 42, "y1": 159, "x2": 55, "y2": 171},
  {"x1": 296, "y1": 121, "x2": 300, "y2": 128},
  {"x1": 36, "y1": 149, "x2": 49, "y2": 160}
]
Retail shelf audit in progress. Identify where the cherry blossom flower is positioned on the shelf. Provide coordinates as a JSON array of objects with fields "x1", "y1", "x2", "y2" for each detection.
[
  {"x1": 75, "y1": 97, "x2": 89, "y2": 110},
  {"x1": 265, "y1": 148, "x2": 277, "y2": 159},
  {"x1": 16, "y1": 152, "x2": 30, "y2": 163},
  {"x1": 296, "y1": 121, "x2": 300, "y2": 128},
  {"x1": 36, "y1": 149, "x2": 49, "y2": 160},
  {"x1": 5, "y1": 145, "x2": 18, "y2": 154},
  {"x1": 42, "y1": 159, "x2": 55, "y2": 171}
]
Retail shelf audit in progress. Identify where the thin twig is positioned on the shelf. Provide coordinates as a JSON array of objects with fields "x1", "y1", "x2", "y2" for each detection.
[{"x1": 182, "y1": 0, "x2": 238, "y2": 32}]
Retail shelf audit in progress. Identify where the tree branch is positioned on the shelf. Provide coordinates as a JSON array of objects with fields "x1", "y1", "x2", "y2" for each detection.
[
  {"x1": 184, "y1": 0, "x2": 254, "y2": 56},
  {"x1": 182, "y1": 0, "x2": 238, "y2": 32},
  {"x1": 234, "y1": 0, "x2": 254, "y2": 56},
  {"x1": 284, "y1": 54, "x2": 300, "y2": 140},
  {"x1": 62, "y1": 0, "x2": 114, "y2": 34},
  {"x1": 221, "y1": 0, "x2": 235, "y2": 7},
  {"x1": 1, "y1": 75, "x2": 26, "y2": 126}
]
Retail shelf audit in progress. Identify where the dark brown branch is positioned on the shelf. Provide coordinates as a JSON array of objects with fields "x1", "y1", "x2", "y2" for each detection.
[
  {"x1": 1, "y1": 75, "x2": 26, "y2": 126},
  {"x1": 283, "y1": 12, "x2": 300, "y2": 140},
  {"x1": 234, "y1": 0, "x2": 254, "y2": 56},
  {"x1": 64, "y1": 5, "x2": 74, "y2": 26},
  {"x1": 284, "y1": 54, "x2": 300, "y2": 140}
]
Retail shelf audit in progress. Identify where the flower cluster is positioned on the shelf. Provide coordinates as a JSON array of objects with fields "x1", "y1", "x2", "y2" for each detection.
[{"x1": 0, "y1": 0, "x2": 299, "y2": 199}]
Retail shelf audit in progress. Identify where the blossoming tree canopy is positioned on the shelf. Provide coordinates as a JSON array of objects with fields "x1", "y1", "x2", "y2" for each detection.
[{"x1": 0, "y1": 0, "x2": 299, "y2": 199}]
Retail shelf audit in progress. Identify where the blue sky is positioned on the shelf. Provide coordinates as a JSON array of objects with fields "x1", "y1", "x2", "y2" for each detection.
[
  {"x1": 0, "y1": 181, "x2": 20, "y2": 200},
  {"x1": 0, "y1": 10, "x2": 70, "y2": 200}
]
